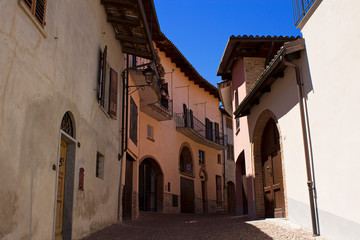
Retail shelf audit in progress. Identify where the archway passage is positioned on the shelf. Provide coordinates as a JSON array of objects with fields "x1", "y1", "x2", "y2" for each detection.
[
  {"x1": 226, "y1": 181, "x2": 236, "y2": 213},
  {"x1": 179, "y1": 146, "x2": 195, "y2": 213},
  {"x1": 139, "y1": 158, "x2": 164, "y2": 212},
  {"x1": 261, "y1": 118, "x2": 285, "y2": 218}
]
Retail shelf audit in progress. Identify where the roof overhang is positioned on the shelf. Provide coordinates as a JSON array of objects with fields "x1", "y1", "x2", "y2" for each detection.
[
  {"x1": 233, "y1": 38, "x2": 305, "y2": 118},
  {"x1": 101, "y1": 0, "x2": 157, "y2": 59},
  {"x1": 217, "y1": 35, "x2": 300, "y2": 80}
]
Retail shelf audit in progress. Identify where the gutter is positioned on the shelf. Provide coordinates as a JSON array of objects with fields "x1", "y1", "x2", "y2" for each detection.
[{"x1": 281, "y1": 56, "x2": 320, "y2": 236}]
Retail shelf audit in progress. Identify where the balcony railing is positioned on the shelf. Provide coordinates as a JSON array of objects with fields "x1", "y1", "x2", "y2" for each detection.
[
  {"x1": 175, "y1": 113, "x2": 226, "y2": 148},
  {"x1": 292, "y1": 0, "x2": 315, "y2": 26}
]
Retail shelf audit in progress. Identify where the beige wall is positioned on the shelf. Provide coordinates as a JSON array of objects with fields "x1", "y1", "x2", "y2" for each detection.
[
  {"x1": 298, "y1": 0, "x2": 360, "y2": 238},
  {"x1": 0, "y1": 1, "x2": 124, "y2": 239}
]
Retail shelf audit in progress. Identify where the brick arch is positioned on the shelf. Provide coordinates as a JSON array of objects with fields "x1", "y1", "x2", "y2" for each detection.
[{"x1": 251, "y1": 109, "x2": 287, "y2": 218}]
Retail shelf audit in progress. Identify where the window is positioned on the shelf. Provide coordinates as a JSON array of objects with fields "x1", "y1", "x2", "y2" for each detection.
[
  {"x1": 217, "y1": 154, "x2": 222, "y2": 164},
  {"x1": 96, "y1": 152, "x2": 105, "y2": 179},
  {"x1": 20, "y1": 0, "x2": 47, "y2": 28},
  {"x1": 236, "y1": 118, "x2": 240, "y2": 133},
  {"x1": 199, "y1": 150, "x2": 205, "y2": 165},
  {"x1": 226, "y1": 117, "x2": 233, "y2": 129},
  {"x1": 180, "y1": 146, "x2": 193, "y2": 176},
  {"x1": 99, "y1": 46, "x2": 118, "y2": 119},
  {"x1": 130, "y1": 97, "x2": 138, "y2": 145},
  {"x1": 147, "y1": 125, "x2": 154, "y2": 141},
  {"x1": 227, "y1": 144, "x2": 234, "y2": 161},
  {"x1": 205, "y1": 118, "x2": 220, "y2": 143}
]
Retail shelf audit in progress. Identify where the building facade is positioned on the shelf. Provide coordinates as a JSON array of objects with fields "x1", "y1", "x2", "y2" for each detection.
[
  {"x1": 0, "y1": 0, "x2": 156, "y2": 239},
  {"x1": 121, "y1": 30, "x2": 226, "y2": 219},
  {"x1": 217, "y1": 1, "x2": 360, "y2": 239}
]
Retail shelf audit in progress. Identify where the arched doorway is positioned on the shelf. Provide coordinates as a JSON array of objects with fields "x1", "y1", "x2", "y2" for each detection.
[
  {"x1": 55, "y1": 111, "x2": 76, "y2": 240},
  {"x1": 179, "y1": 144, "x2": 195, "y2": 213},
  {"x1": 227, "y1": 181, "x2": 236, "y2": 213},
  {"x1": 200, "y1": 169, "x2": 208, "y2": 213},
  {"x1": 139, "y1": 158, "x2": 164, "y2": 212},
  {"x1": 261, "y1": 118, "x2": 285, "y2": 218},
  {"x1": 235, "y1": 152, "x2": 248, "y2": 215}
]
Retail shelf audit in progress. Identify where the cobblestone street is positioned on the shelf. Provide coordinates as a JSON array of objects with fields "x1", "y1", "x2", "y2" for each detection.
[{"x1": 82, "y1": 213, "x2": 326, "y2": 240}]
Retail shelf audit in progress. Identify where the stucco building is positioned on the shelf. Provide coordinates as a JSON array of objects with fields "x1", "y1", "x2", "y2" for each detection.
[
  {"x1": 0, "y1": 0, "x2": 137, "y2": 238},
  {"x1": 121, "y1": 29, "x2": 227, "y2": 219},
  {"x1": 217, "y1": 0, "x2": 360, "y2": 239}
]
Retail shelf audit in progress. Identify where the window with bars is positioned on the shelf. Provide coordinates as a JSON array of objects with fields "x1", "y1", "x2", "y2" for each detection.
[
  {"x1": 96, "y1": 152, "x2": 105, "y2": 180},
  {"x1": 21, "y1": 0, "x2": 47, "y2": 28}
]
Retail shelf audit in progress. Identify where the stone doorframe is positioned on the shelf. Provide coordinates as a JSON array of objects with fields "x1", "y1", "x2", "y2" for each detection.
[
  {"x1": 53, "y1": 112, "x2": 76, "y2": 240},
  {"x1": 251, "y1": 109, "x2": 287, "y2": 219}
]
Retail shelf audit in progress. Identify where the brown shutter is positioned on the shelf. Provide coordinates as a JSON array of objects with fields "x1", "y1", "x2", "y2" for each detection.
[
  {"x1": 109, "y1": 68, "x2": 118, "y2": 119},
  {"x1": 99, "y1": 46, "x2": 107, "y2": 106},
  {"x1": 34, "y1": 0, "x2": 47, "y2": 27},
  {"x1": 23, "y1": 0, "x2": 32, "y2": 8},
  {"x1": 215, "y1": 122, "x2": 220, "y2": 143}
]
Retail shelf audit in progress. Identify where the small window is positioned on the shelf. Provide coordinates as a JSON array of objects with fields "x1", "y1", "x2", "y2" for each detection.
[
  {"x1": 217, "y1": 154, "x2": 222, "y2": 164},
  {"x1": 236, "y1": 118, "x2": 240, "y2": 133},
  {"x1": 199, "y1": 150, "x2": 205, "y2": 165},
  {"x1": 98, "y1": 46, "x2": 118, "y2": 119},
  {"x1": 226, "y1": 117, "x2": 233, "y2": 129},
  {"x1": 147, "y1": 125, "x2": 154, "y2": 141},
  {"x1": 96, "y1": 152, "x2": 105, "y2": 179},
  {"x1": 227, "y1": 144, "x2": 234, "y2": 161},
  {"x1": 20, "y1": 0, "x2": 47, "y2": 28}
]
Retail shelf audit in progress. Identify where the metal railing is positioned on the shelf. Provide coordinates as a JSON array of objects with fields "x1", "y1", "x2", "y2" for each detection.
[
  {"x1": 292, "y1": 0, "x2": 315, "y2": 26},
  {"x1": 152, "y1": 98, "x2": 173, "y2": 117},
  {"x1": 175, "y1": 113, "x2": 226, "y2": 146}
]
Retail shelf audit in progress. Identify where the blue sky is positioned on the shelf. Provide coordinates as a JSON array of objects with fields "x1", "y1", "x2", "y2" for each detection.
[{"x1": 154, "y1": 0, "x2": 301, "y2": 86}]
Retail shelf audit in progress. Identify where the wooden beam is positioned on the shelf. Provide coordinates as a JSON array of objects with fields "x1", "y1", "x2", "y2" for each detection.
[
  {"x1": 115, "y1": 33, "x2": 147, "y2": 44},
  {"x1": 122, "y1": 47, "x2": 151, "y2": 59},
  {"x1": 107, "y1": 16, "x2": 140, "y2": 27},
  {"x1": 101, "y1": 0, "x2": 136, "y2": 8}
]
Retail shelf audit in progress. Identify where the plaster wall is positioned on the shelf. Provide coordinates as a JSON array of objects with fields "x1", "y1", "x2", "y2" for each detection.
[
  {"x1": 298, "y1": 0, "x2": 360, "y2": 238},
  {"x1": 0, "y1": 1, "x2": 124, "y2": 239}
]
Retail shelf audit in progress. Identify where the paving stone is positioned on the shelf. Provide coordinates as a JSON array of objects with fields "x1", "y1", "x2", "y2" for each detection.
[{"x1": 81, "y1": 212, "x2": 326, "y2": 240}]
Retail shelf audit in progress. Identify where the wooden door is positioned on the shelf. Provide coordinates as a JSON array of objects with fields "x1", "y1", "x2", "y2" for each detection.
[
  {"x1": 201, "y1": 181, "x2": 207, "y2": 213},
  {"x1": 55, "y1": 140, "x2": 67, "y2": 240},
  {"x1": 123, "y1": 157, "x2": 133, "y2": 220},
  {"x1": 180, "y1": 177, "x2": 194, "y2": 213},
  {"x1": 216, "y1": 175, "x2": 222, "y2": 206},
  {"x1": 261, "y1": 119, "x2": 284, "y2": 218}
]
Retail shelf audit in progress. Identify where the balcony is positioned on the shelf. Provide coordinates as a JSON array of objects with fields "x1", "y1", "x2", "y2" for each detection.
[
  {"x1": 175, "y1": 113, "x2": 226, "y2": 150},
  {"x1": 141, "y1": 98, "x2": 173, "y2": 121},
  {"x1": 128, "y1": 65, "x2": 173, "y2": 121},
  {"x1": 292, "y1": 0, "x2": 315, "y2": 26}
]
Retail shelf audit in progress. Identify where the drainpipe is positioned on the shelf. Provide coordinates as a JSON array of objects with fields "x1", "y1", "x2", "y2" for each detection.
[
  {"x1": 117, "y1": 54, "x2": 130, "y2": 221},
  {"x1": 221, "y1": 111, "x2": 227, "y2": 210},
  {"x1": 281, "y1": 56, "x2": 320, "y2": 236}
]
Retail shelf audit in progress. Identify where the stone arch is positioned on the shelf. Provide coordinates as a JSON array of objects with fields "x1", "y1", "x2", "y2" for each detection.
[
  {"x1": 138, "y1": 156, "x2": 164, "y2": 212},
  {"x1": 252, "y1": 109, "x2": 286, "y2": 218}
]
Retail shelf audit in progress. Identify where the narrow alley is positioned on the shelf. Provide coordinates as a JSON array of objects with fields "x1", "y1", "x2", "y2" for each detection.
[{"x1": 81, "y1": 213, "x2": 326, "y2": 240}]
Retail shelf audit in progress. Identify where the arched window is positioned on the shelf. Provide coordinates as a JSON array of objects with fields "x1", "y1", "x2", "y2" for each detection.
[
  {"x1": 61, "y1": 112, "x2": 74, "y2": 137},
  {"x1": 179, "y1": 146, "x2": 193, "y2": 176}
]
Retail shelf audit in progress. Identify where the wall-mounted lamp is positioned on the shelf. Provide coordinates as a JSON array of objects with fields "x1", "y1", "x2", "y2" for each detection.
[{"x1": 126, "y1": 64, "x2": 156, "y2": 93}]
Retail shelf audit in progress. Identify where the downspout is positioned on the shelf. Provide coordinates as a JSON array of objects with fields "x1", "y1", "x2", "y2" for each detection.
[
  {"x1": 281, "y1": 56, "x2": 320, "y2": 236},
  {"x1": 221, "y1": 111, "x2": 227, "y2": 209},
  {"x1": 117, "y1": 54, "x2": 130, "y2": 221}
]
